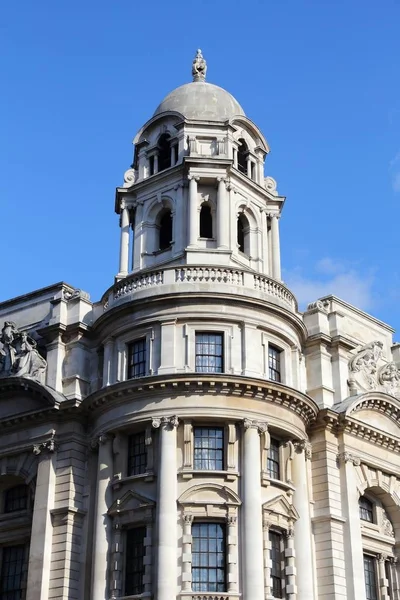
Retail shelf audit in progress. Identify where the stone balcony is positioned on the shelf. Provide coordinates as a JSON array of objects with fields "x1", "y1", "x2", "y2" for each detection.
[{"x1": 101, "y1": 266, "x2": 298, "y2": 313}]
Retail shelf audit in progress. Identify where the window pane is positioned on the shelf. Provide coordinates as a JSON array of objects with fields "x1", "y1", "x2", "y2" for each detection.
[
  {"x1": 195, "y1": 333, "x2": 223, "y2": 373},
  {"x1": 268, "y1": 345, "x2": 281, "y2": 382},
  {"x1": 128, "y1": 432, "x2": 147, "y2": 476},
  {"x1": 192, "y1": 523, "x2": 226, "y2": 592},
  {"x1": 359, "y1": 496, "x2": 374, "y2": 522},
  {"x1": 194, "y1": 428, "x2": 224, "y2": 470},
  {"x1": 1, "y1": 544, "x2": 26, "y2": 599},
  {"x1": 267, "y1": 439, "x2": 280, "y2": 480},
  {"x1": 270, "y1": 531, "x2": 284, "y2": 598},
  {"x1": 127, "y1": 338, "x2": 147, "y2": 379},
  {"x1": 125, "y1": 527, "x2": 146, "y2": 596},
  {"x1": 4, "y1": 485, "x2": 28, "y2": 513},
  {"x1": 364, "y1": 555, "x2": 378, "y2": 600}
]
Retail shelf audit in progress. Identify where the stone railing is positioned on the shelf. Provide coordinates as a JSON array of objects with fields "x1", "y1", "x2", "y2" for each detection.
[{"x1": 102, "y1": 266, "x2": 297, "y2": 312}]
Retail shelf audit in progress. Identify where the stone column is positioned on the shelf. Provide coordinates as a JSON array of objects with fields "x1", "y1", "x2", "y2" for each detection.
[
  {"x1": 119, "y1": 204, "x2": 130, "y2": 276},
  {"x1": 263, "y1": 520, "x2": 272, "y2": 600},
  {"x1": 152, "y1": 416, "x2": 179, "y2": 600},
  {"x1": 26, "y1": 433, "x2": 57, "y2": 600},
  {"x1": 91, "y1": 434, "x2": 113, "y2": 600},
  {"x1": 102, "y1": 338, "x2": 114, "y2": 387},
  {"x1": 154, "y1": 154, "x2": 159, "y2": 174},
  {"x1": 226, "y1": 516, "x2": 238, "y2": 593},
  {"x1": 270, "y1": 214, "x2": 281, "y2": 280},
  {"x1": 243, "y1": 419, "x2": 266, "y2": 600},
  {"x1": 181, "y1": 514, "x2": 193, "y2": 592},
  {"x1": 173, "y1": 184, "x2": 183, "y2": 256},
  {"x1": 217, "y1": 177, "x2": 229, "y2": 248},
  {"x1": 338, "y1": 451, "x2": 365, "y2": 598},
  {"x1": 188, "y1": 176, "x2": 199, "y2": 247},
  {"x1": 378, "y1": 554, "x2": 390, "y2": 600},
  {"x1": 293, "y1": 440, "x2": 314, "y2": 599},
  {"x1": 285, "y1": 528, "x2": 296, "y2": 600}
]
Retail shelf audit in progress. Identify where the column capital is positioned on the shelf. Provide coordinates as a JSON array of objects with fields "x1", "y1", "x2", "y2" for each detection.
[
  {"x1": 216, "y1": 176, "x2": 227, "y2": 184},
  {"x1": 378, "y1": 553, "x2": 388, "y2": 563},
  {"x1": 188, "y1": 175, "x2": 200, "y2": 182},
  {"x1": 152, "y1": 415, "x2": 179, "y2": 430},
  {"x1": 294, "y1": 439, "x2": 312, "y2": 460},
  {"x1": 183, "y1": 513, "x2": 194, "y2": 524},
  {"x1": 243, "y1": 418, "x2": 268, "y2": 434},
  {"x1": 33, "y1": 429, "x2": 57, "y2": 455},
  {"x1": 226, "y1": 515, "x2": 237, "y2": 525},
  {"x1": 90, "y1": 432, "x2": 113, "y2": 450},
  {"x1": 268, "y1": 212, "x2": 280, "y2": 220},
  {"x1": 337, "y1": 451, "x2": 360, "y2": 467}
]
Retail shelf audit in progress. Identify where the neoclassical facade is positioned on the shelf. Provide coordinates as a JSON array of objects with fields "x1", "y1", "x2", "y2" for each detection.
[{"x1": 0, "y1": 50, "x2": 399, "y2": 600}]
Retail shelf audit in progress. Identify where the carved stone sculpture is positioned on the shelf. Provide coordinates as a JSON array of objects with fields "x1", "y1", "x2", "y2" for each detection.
[
  {"x1": 378, "y1": 362, "x2": 400, "y2": 398},
  {"x1": 0, "y1": 322, "x2": 47, "y2": 383},
  {"x1": 192, "y1": 49, "x2": 207, "y2": 82},
  {"x1": 348, "y1": 341, "x2": 384, "y2": 393}
]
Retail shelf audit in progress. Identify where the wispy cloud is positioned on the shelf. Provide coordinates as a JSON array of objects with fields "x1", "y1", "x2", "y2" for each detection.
[
  {"x1": 284, "y1": 258, "x2": 375, "y2": 312},
  {"x1": 390, "y1": 152, "x2": 400, "y2": 193}
]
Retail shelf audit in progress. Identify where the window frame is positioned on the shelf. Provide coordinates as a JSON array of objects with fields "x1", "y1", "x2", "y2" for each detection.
[
  {"x1": 117, "y1": 327, "x2": 155, "y2": 383},
  {"x1": 124, "y1": 526, "x2": 147, "y2": 596},
  {"x1": 184, "y1": 323, "x2": 236, "y2": 375},
  {"x1": 193, "y1": 426, "x2": 225, "y2": 471},
  {"x1": 267, "y1": 438, "x2": 281, "y2": 481},
  {"x1": 359, "y1": 496, "x2": 374, "y2": 523},
  {"x1": 127, "y1": 337, "x2": 147, "y2": 380},
  {"x1": 195, "y1": 331, "x2": 224, "y2": 374},
  {"x1": 127, "y1": 431, "x2": 148, "y2": 477},
  {"x1": 269, "y1": 530, "x2": 285, "y2": 599},
  {"x1": 3, "y1": 485, "x2": 28, "y2": 514},
  {"x1": 0, "y1": 543, "x2": 29, "y2": 600},
  {"x1": 363, "y1": 553, "x2": 378, "y2": 600},
  {"x1": 268, "y1": 344, "x2": 282, "y2": 383},
  {"x1": 191, "y1": 521, "x2": 227, "y2": 593}
]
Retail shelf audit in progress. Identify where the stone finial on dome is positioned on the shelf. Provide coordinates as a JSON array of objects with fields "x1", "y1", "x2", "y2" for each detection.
[{"x1": 192, "y1": 49, "x2": 207, "y2": 82}]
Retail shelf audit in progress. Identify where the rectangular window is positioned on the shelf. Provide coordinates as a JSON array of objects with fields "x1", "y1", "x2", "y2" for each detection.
[
  {"x1": 195, "y1": 333, "x2": 223, "y2": 373},
  {"x1": 192, "y1": 523, "x2": 226, "y2": 592},
  {"x1": 0, "y1": 544, "x2": 26, "y2": 599},
  {"x1": 270, "y1": 531, "x2": 284, "y2": 598},
  {"x1": 364, "y1": 554, "x2": 378, "y2": 600},
  {"x1": 125, "y1": 527, "x2": 146, "y2": 596},
  {"x1": 4, "y1": 486, "x2": 28, "y2": 513},
  {"x1": 359, "y1": 497, "x2": 374, "y2": 522},
  {"x1": 194, "y1": 427, "x2": 224, "y2": 470},
  {"x1": 267, "y1": 438, "x2": 280, "y2": 480},
  {"x1": 268, "y1": 345, "x2": 281, "y2": 382},
  {"x1": 127, "y1": 338, "x2": 147, "y2": 379},
  {"x1": 128, "y1": 432, "x2": 147, "y2": 476}
]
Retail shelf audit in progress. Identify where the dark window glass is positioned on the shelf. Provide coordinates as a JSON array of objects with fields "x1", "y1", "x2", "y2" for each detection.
[
  {"x1": 173, "y1": 145, "x2": 179, "y2": 164},
  {"x1": 192, "y1": 523, "x2": 226, "y2": 592},
  {"x1": 0, "y1": 544, "x2": 26, "y2": 600},
  {"x1": 127, "y1": 338, "x2": 146, "y2": 379},
  {"x1": 267, "y1": 439, "x2": 280, "y2": 480},
  {"x1": 200, "y1": 205, "x2": 213, "y2": 238},
  {"x1": 270, "y1": 531, "x2": 284, "y2": 598},
  {"x1": 158, "y1": 134, "x2": 171, "y2": 172},
  {"x1": 359, "y1": 496, "x2": 374, "y2": 523},
  {"x1": 195, "y1": 333, "x2": 223, "y2": 373},
  {"x1": 149, "y1": 155, "x2": 154, "y2": 176},
  {"x1": 237, "y1": 217, "x2": 245, "y2": 252},
  {"x1": 128, "y1": 432, "x2": 147, "y2": 476},
  {"x1": 364, "y1": 555, "x2": 378, "y2": 600},
  {"x1": 125, "y1": 527, "x2": 146, "y2": 596},
  {"x1": 194, "y1": 427, "x2": 224, "y2": 470},
  {"x1": 4, "y1": 486, "x2": 28, "y2": 513},
  {"x1": 237, "y1": 138, "x2": 248, "y2": 174},
  {"x1": 268, "y1": 346, "x2": 281, "y2": 382},
  {"x1": 159, "y1": 210, "x2": 172, "y2": 250}
]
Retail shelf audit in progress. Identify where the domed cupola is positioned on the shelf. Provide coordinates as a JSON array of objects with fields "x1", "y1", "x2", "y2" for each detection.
[{"x1": 115, "y1": 50, "x2": 286, "y2": 292}]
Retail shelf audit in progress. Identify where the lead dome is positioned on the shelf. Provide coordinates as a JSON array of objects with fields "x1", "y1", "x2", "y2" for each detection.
[{"x1": 153, "y1": 49, "x2": 245, "y2": 121}]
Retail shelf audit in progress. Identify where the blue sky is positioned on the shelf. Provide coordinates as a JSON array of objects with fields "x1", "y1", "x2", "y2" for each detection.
[{"x1": 1, "y1": 0, "x2": 399, "y2": 335}]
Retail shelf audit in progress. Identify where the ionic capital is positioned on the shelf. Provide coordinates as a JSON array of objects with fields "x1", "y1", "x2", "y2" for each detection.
[
  {"x1": 268, "y1": 212, "x2": 280, "y2": 220},
  {"x1": 294, "y1": 439, "x2": 312, "y2": 460},
  {"x1": 243, "y1": 418, "x2": 268, "y2": 434},
  {"x1": 90, "y1": 432, "x2": 112, "y2": 450},
  {"x1": 152, "y1": 415, "x2": 179, "y2": 430},
  {"x1": 183, "y1": 513, "x2": 194, "y2": 524},
  {"x1": 378, "y1": 553, "x2": 388, "y2": 563},
  {"x1": 188, "y1": 175, "x2": 200, "y2": 182},
  {"x1": 33, "y1": 429, "x2": 57, "y2": 455},
  {"x1": 226, "y1": 515, "x2": 237, "y2": 525},
  {"x1": 337, "y1": 452, "x2": 360, "y2": 467}
]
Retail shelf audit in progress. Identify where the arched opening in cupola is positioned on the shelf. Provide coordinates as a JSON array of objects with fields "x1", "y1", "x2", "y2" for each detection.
[
  {"x1": 158, "y1": 134, "x2": 172, "y2": 172},
  {"x1": 158, "y1": 209, "x2": 173, "y2": 250},
  {"x1": 237, "y1": 213, "x2": 250, "y2": 255},
  {"x1": 199, "y1": 204, "x2": 213, "y2": 239},
  {"x1": 237, "y1": 138, "x2": 248, "y2": 175}
]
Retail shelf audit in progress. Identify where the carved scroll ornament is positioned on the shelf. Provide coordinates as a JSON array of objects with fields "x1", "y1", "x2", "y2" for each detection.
[{"x1": 348, "y1": 341, "x2": 400, "y2": 398}]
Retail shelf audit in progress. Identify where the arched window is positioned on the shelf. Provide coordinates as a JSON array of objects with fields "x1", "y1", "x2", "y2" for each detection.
[
  {"x1": 200, "y1": 204, "x2": 213, "y2": 239},
  {"x1": 237, "y1": 138, "x2": 248, "y2": 174},
  {"x1": 158, "y1": 134, "x2": 171, "y2": 172},
  {"x1": 159, "y1": 210, "x2": 173, "y2": 250},
  {"x1": 237, "y1": 213, "x2": 250, "y2": 255}
]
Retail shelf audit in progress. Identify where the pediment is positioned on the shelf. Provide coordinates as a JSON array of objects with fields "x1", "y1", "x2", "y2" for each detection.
[
  {"x1": 263, "y1": 494, "x2": 299, "y2": 521},
  {"x1": 352, "y1": 409, "x2": 400, "y2": 437},
  {"x1": 108, "y1": 490, "x2": 155, "y2": 517},
  {"x1": 0, "y1": 378, "x2": 62, "y2": 421},
  {"x1": 178, "y1": 483, "x2": 241, "y2": 507},
  {"x1": 337, "y1": 392, "x2": 400, "y2": 437}
]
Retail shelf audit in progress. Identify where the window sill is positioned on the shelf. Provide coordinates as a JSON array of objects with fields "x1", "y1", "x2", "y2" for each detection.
[
  {"x1": 179, "y1": 469, "x2": 238, "y2": 482},
  {"x1": 112, "y1": 472, "x2": 155, "y2": 488},
  {"x1": 261, "y1": 474, "x2": 295, "y2": 496},
  {"x1": 119, "y1": 594, "x2": 152, "y2": 600},
  {"x1": 180, "y1": 594, "x2": 240, "y2": 600}
]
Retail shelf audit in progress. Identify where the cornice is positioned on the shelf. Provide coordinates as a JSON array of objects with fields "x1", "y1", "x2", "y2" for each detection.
[{"x1": 81, "y1": 373, "x2": 318, "y2": 426}]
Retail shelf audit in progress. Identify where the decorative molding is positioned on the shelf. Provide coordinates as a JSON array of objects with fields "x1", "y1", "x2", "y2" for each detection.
[
  {"x1": 306, "y1": 300, "x2": 329, "y2": 313},
  {"x1": 152, "y1": 415, "x2": 179, "y2": 430},
  {"x1": 90, "y1": 432, "x2": 112, "y2": 449},
  {"x1": 243, "y1": 418, "x2": 268, "y2": 434},
  {"x1": 337, "y1": 452, "x2": 360, "y2": 467},
  {"x1": 33, "y1": 429, "x2": 57, "y2": 455},
  {"x1": 294, "y1": 439, "x2": 312, "y2": 460}
]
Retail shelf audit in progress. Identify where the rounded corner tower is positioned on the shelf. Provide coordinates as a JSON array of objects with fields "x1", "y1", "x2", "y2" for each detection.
[{"x1": 90, "y1": 50, "x2": 317, "y2": 600}]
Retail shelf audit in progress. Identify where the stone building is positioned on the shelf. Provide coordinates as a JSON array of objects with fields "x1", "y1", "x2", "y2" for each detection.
[{"x1": 0, "y1": 50, "x2": 399, "y2": 600}]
